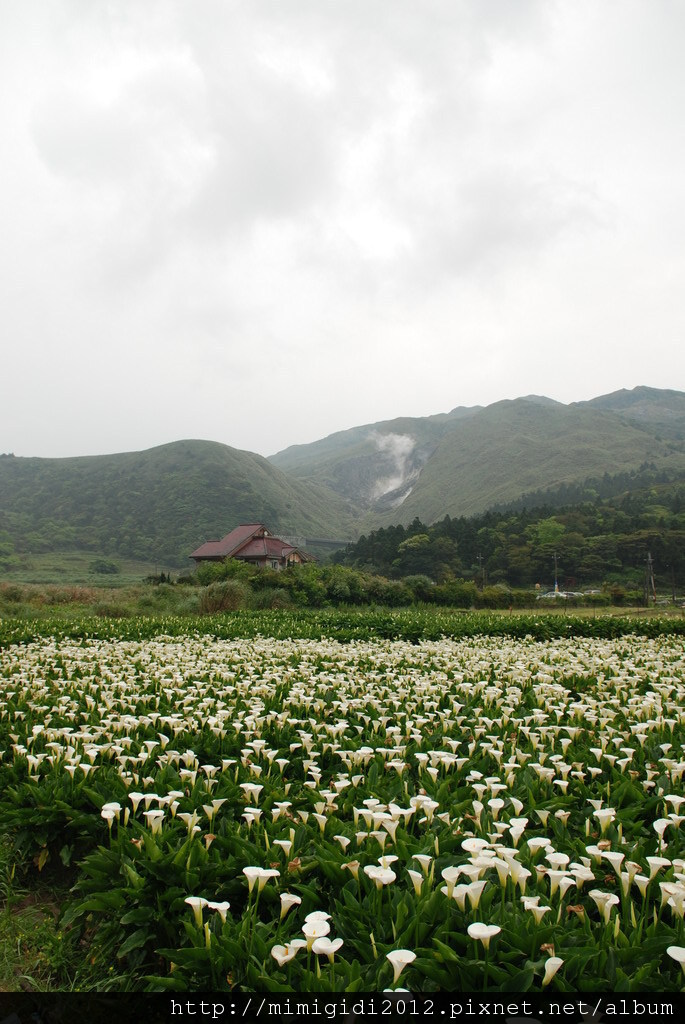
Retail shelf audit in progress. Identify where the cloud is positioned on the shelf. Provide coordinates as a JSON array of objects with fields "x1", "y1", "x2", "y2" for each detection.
[
  {"x1": 370, "y1": 431, "x2": 417, "y2": 500},
  {"x1": 0, "y1": 1, "x2": 683, "y2": 458}
]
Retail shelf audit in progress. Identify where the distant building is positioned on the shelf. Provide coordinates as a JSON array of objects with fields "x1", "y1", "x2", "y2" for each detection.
[{"x1": 190, "y1": 524, "x2": 314, "y2": 571}]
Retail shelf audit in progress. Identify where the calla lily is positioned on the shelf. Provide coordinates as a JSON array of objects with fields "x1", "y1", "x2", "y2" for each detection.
[
  {"x1": 243, "y1": 865, "x2": 280, "y2": 893},
  {"x1": 386, "y1": 949, "x2": 416, "y2": 984},
  {"x1": 364, "y1": 865, "x2": 396, "y2": 888},
  {"x1": 341, "y1": 860, "x2": 360, "y2": 880},
  {"x1": 589, "y1": 889, "x2": 620, "y2": 924},
  {"x1": 206, "y1": 900, "x2": 231, "y2": 923},
  {"x1": 412, "y1": 854, "x2": 433, "y2": 875},
  {"x1": 467, "y1": 922, "x2": 501, "y2": 950},
  {"x1": 280, "y1": 893, "x2": 302, "y2": 920},
  {"x1": 302, "y1": 918, "x2": 331, "y2": 951},
  {"x1": 312, "y1": 936, "x2": 344, "y2": 963},
  {"x1": 667, "y1": 946, "x2": 685, "y2": 974},
  {"x1": 243, "y1": 866, "x2": 261, "y2": 893},
  {"x1": 100, "y1": 807, "x2": 116, "y2": 830},
  {"x1": 271, "y1": 940, "x2": 306, "y2": 967},
  {"x1": 304, "y1": 910, "x2": 331, "y2": 923},
  {"x1": 185, "y1": 896, "x2": 208, "y2": 927},
  {"x1": 542, "y1": 956, "x2": 564, "y2": 987},
  {"x1": 441, "y1": 866, "x2": 460, "y2": 898},
  {"x1": 407, "y1": 869, "x2": 424, "y2": 896}
]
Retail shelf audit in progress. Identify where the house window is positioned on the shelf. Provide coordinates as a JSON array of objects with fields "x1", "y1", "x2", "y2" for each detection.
[{"x1": 271, "y1": 560, "x2": 278, "y2": 569}]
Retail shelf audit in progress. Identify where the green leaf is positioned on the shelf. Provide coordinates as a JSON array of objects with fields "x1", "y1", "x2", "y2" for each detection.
[
  {"x1": 143, "y1": 975, "x2": 190, "y2": 992},
  {"x1": 121, "y1": 907, "x2": 155, "y2": 926},
  {"x1": 503, "y1": 966, "x2": 534, "y2": 992},
  {"x1": 118, "y1": 928, "x2": 150, "y2": 958},
  {"x1": 60, "y1": 892, "x2": 125, "y2": 926},
  {"x1": 432, "y1": 937, "x2": 460, "y2": 962},
  {"x1": 123, "y1": 863, "x2": 146, "y2": 890}
]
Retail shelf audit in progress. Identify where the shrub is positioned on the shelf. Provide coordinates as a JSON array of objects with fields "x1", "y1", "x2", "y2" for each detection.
[
  {"x1": 251, "y1": 587, "x2": 293, "y2": 610},
  {"x1": 370, "y1": 578, "x2": 413, "y2": 607},
  {"x1": 585, "y1": 593, "x2": 612, "y2": 607},
  {"x1": 196, "y1": 559, "x2": 256, "y2": 586},
  {"x1": 403, "y1": 575, "x2": 436, "y2": 602},
  {"x1": 282, "y1": 565, "x2": 327, "y2": 607},
  {"x1": 476, "y1": 585, "x2": 515, "y2": 609},
  {"x1": 44, "y1": 587, "x2": 98, "y2": 606},
  {"x1": 92, "y1": 602, "x2": 130, "y2": 618},
  {"x1": 198, "y1": 580, "x2": 251, "y2": 613},
  {"x1": 89, "y1": 560, "x2": 120, "y2": 576},
  {"x1": 433, "y1": 579, "x2": 477, "y2": 607}
]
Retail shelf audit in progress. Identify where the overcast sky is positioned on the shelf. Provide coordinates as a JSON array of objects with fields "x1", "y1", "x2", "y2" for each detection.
[{"x1": 2, "y1": 0, "x2": 684, "y2": 459}]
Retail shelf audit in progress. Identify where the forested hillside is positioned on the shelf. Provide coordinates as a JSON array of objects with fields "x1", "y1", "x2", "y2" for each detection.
[
  {"x1": 334, "y1": 473, "x2": 685, "y2": 595},
  {"x1": 0, "y1": 440, "x2": 354, "y2": 570}
]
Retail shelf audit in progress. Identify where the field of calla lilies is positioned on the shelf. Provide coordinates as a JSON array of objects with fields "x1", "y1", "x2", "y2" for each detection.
[{"x1": 1, "y1": 624, "x2": 685, "y2": 992}]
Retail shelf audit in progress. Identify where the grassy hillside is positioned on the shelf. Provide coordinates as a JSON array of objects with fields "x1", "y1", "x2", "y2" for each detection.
[
  {"x1": 270, "y1": 406, "x2": 480, "y2": 513},
  {"x1": 372, "y1": 398, "x2": 685, "y2": 526},
  {"x1": 270, "y1": 389, "x2": 685, "y2": 529},
  {"x1": 0, "y1": 440, "x2": 355, "y2": 571},
  {"x1": 584, "y1": 385, "x2": 685, "y2": 440}
]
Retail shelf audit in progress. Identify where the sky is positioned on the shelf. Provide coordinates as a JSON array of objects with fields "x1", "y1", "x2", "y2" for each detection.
[{"x1": 1, "y1": 0, "x2": 684, "y2": 459}]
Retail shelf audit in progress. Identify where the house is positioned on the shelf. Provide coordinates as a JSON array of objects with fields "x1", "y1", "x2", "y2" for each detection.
[{"x1": 190, "y1": 524, "x2": 314, "y2": 571}]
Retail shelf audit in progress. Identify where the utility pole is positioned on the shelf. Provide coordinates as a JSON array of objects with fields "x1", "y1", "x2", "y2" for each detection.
[
  {"x1": 644, "y1": 552, "x2": 656, "y2": 605},
  {"x1": 554, "y1": 551, "x2": 559, "y2": 594}
]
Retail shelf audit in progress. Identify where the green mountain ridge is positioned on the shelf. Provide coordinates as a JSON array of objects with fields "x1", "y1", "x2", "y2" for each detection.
[
  {"x1": 1, "y1": 386, "x2": 684, "y2": 576},
  {"x1": 582, "y1": 385, "x2": 685, "y2": 440},
  {"x1": 367, "y1": 397, "x2": 685, "y2": 528},
  {"x1": 270, "y1": 388, "x2": 685, "y2": 529},
  {"x1": 0, "y1": 440, "x2": 355, "y2": 569}
]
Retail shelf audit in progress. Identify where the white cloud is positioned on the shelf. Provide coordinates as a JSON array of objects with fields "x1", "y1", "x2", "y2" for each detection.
[{"x1": 0, "y1": 0, "x2": 683, "y2": 457}]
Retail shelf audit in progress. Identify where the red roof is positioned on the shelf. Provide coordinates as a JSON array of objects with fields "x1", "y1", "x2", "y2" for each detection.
[
  {"x1": 190, "y1": 524, "x2": 268, "y2": 560},
  {"x1": 238, "y1": 537, "x2": 296, "y2": 559},
  {"x1": 190, "y1": 524, "x2": 312, "y2": 563}
]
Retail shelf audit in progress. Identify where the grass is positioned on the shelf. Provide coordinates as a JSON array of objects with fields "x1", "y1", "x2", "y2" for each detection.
[
  {"x1": 0, "y1": 551, "x2": 178, "y2": 586},
  {"x1": 0, "y1": 840, "x2": 77, "y2": 992},
  {"x1": 0, "y1": 580, "x2": 200, "y2": 624},
  {"x1": 2, "y1": 577, "x2": 683, "y2": 625}
]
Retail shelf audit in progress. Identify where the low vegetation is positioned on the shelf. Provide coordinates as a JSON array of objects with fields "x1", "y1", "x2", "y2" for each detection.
[
  {"x1": 1, "y1": 625, "x2": 685, "y2": 992},
  {"x1": 335, "y1": 480, "x2": 685, "y2": 596}
]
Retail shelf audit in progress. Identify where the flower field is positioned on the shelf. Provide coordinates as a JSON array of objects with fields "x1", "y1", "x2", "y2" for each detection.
[{"x1": 1, "y1": 628, "x2": 685, "y2": 992}]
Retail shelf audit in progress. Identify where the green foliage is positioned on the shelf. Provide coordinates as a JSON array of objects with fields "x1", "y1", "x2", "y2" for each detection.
[
  {"x1": 2, "y1": 606, "x2": 685, "y2": 652},
  {"x1": 251, "y1": 587, "x2": 292, "y2": 610},
  {"x1": 196, "y1": 558, "x2": 256, "y2": 586},
  {"x1": 0, "y1": 440, "x2": 355, "y2": 568},
  {"x1": 198, "y1": 581, "x2": 252, "y2": 613},
  {"x1": 2, "y1": 627, "x2": 685, "y2": 991},
  {"x1": 432, "y1": 579, "x2": 477, "y2": 607},
  {"x1": 89, "y1": 559, "x2": 120, "y2": 575},
  {"x1": 192, "y1": 561, "x2": 417, "y2": 611},
  {"x1": 336, "y1": 483, "x2": 685, "y2": 595}
]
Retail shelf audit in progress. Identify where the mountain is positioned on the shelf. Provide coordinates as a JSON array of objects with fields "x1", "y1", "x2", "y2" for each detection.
[
  {"x1": 582, "y1": 386, "x2": 685, "y2": 441},
  {"x1": 269, "y1": 388, "x2": 685, "y2": 528},
  {"x1": 0, "y1": 440, "x2": 355, "y2": 568},
  {"x1": 2, "y1": 387, "x2": 684, "y2": 576},
  {"x1": 269, "y1": 406, "x2": 482, "y2": 517}
]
